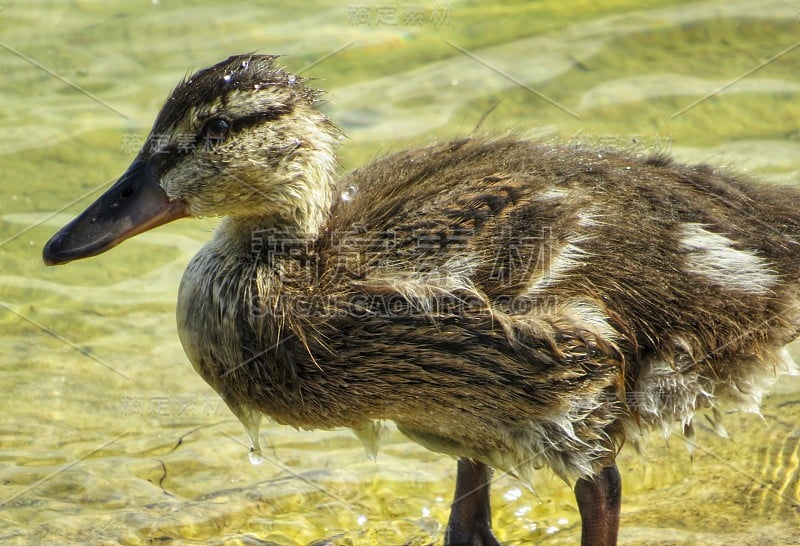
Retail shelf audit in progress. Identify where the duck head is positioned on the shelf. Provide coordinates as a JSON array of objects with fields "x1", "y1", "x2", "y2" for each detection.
[{"x1": 43, "y1": 54, "x2": 340, "y2": 266}]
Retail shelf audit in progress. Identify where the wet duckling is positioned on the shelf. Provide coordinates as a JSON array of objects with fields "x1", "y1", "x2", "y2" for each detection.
[{"x1": 43, "y1": 55, "x2": 800, "y2": 545}]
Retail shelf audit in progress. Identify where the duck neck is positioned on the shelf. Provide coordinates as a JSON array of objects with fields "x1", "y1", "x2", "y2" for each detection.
[
  {"x1": 221, "y1": 121, "x2": 340, "y2": 246},
  {"x1": 218, "y1": 215, "x2": 318, "y2": 252}
]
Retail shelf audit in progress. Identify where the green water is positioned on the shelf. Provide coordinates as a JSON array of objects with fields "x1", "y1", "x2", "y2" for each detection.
[{"x1": 2, "y1": 0, "x2": 800, "y2": 544}]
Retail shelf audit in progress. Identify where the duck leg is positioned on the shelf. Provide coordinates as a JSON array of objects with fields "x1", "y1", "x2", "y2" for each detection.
[
  {"x1": 574, "y1": 463, "x2": 621, "y2": 546},
  {"x1": 444, "y1": 458, "x2": 502, "y2": 546}
]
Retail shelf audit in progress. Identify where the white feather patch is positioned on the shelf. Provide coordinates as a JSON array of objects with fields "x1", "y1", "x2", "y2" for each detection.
[
  {"x1": 679, "y1": 223, "x2": 777, "y2": 295},
  {"x1": 527, "y1": 235, "x2": 590, "y2": 294}
]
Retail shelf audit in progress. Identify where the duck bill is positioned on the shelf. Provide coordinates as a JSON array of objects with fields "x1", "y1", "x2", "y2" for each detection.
[{"x1": 42, "y1": 159, "x2": 188, "y2": 266}]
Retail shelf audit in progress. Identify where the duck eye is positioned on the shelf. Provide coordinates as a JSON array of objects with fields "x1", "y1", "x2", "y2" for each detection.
[{"x1": 201, "y1": 118, "x2": 231, "y2": 148}]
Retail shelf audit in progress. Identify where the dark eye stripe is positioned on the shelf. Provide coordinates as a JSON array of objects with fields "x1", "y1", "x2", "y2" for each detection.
[
  {"x1": 230, "y1": 106, "x2": 290, "y2": 133},
  {"x1": 149, "y1": 106, "x2": 292, "y2": 177}
]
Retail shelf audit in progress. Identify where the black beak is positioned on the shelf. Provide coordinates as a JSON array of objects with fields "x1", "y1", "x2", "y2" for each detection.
[{"x1": 42, "y1": 159, "x2": 187, "y2": 266}]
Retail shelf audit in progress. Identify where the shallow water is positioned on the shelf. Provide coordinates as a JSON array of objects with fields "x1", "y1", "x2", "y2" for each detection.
[{"x1": 2, "y1": 0, "x2": 800, "y2": 544}]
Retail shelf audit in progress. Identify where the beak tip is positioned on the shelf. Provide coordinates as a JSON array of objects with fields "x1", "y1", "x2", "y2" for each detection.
[
  {"x1": 42, "y1": 235, "x2": 66, "y2": 266},
  {"x1": 42, "y1": 253, "x2": 59, "y2": 267}
]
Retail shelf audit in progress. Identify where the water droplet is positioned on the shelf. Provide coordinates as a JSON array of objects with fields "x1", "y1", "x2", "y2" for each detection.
[
  {"x1": 237, "y1": 408, "x2": 264, "y2": 465},
  {"x1": 248, "y1": 423, "x2": 264, "y2": 465},
  {"x1": 249, "y1": 446, "x2": 265, "y2": 466},
  {"x1": 223, "y1": 73, "x2": 232, "y2": 83},
  {"x1": 357, "y1": 514, "x2": 367, "y2": 526},
  {"x1": 341, "y1": 183, "x2": 358, "y2": 202},
  {"x1": 287, "y1": 74, "x2": 297, "y2": 84},
  {"x1": 557, "y1": 517, "x2": 569, "y2": 525}
]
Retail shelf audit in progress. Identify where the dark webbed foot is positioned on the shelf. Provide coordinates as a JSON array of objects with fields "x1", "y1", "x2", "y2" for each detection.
[
  {"x1": 445, "y1": 458, "x2": 502, "y2": 546},
  {"x1": 574, "y1": 463, "x2": 621, "y2": 546}
]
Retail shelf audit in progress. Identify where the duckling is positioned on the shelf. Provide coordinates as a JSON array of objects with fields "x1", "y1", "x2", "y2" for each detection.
[{"x1": 43, "y1": 54, "x2": 800, "y2": 546}]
